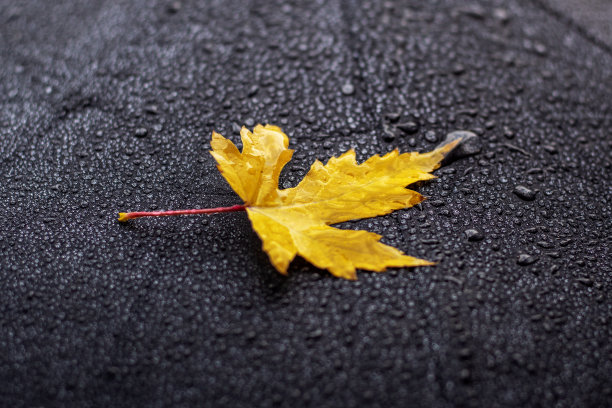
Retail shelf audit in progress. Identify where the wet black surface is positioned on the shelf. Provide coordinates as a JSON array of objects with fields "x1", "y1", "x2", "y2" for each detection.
[
  {"x1": 1, "y1": 1, "x2": 611, "y2": 407},
  {"x1": 541, "y1": 0, "x2": 612, "y2": 48}
]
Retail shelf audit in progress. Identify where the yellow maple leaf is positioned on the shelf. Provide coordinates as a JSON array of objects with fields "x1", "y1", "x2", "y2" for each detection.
[{"x1": 209, "y1": 124, "x2": 458, "y2": 279}]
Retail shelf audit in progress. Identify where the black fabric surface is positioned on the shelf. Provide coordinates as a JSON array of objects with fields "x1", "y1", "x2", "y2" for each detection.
[
  {"x1": 1, "y1": 1, "x2": 611, "y2": 407},
  {"x1": 541, "y1": 0, "x2": 612, "y2": 48}
]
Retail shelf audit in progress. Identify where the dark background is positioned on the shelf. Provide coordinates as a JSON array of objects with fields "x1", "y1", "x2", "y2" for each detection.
[
  {"x1": 545, "y1": 0, "x2": 612, "y2": 47},
  {"x1": 1, "y1": 1, "x2": 610, "y2": 407}
]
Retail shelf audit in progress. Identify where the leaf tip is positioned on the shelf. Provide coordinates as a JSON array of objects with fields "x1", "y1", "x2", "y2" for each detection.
[{"x1": 437, "y1": 137, "x2": 462, "y2": 155}]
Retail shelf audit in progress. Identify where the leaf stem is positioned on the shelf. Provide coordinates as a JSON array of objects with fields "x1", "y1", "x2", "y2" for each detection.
[{"x1": 118, "y1": 204, "x2": 246, "y2": 222}]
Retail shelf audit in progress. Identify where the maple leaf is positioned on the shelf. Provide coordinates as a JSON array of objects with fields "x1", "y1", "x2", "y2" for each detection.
[
  {"x1": 210, "y1": 125, "x2": 457, "y2": 279},
  {"x1": 119, "y1": 124, "x2": 458, "y2": 279}
]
